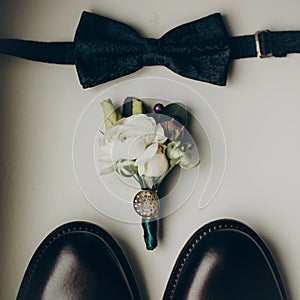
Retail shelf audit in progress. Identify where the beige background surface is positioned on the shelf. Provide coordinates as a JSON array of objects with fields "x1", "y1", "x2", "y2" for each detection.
[{"x1": 1, "y1": 1, "x2": 300, "y2": 299}]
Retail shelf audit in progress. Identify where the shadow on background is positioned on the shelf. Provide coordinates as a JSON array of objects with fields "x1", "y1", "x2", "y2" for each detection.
[{"x1": 0, "y1": 1, "x2": 29, "y2": 296}]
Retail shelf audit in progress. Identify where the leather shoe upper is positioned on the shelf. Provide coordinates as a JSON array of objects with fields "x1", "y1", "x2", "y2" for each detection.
[
  {"x1": 17, "y1": 221, "x2": 141, "y2": 300},
  {"x1": 163, "y1": 219, "x2": 287, "y2": 300}
]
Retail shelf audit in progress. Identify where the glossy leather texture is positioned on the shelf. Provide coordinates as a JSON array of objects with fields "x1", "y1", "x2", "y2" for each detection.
[
  {"x1": 163, "y1": 219, "x2": 287, "y2": 300},
  {"x1": 17, "y1": 221, "x2": 141, "y2": 300}
]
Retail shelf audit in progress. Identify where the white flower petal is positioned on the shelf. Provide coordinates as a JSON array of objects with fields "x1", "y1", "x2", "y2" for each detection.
[
  {"x1": 138, "y1": 164, "x2": 146, "y2": 176},
  {"x1": 131, "y1": 137, "x2": 149, "y2": 157},
  {"x1": 179, "y1": 152, "x2": 191, "y2": 168},
  {"x1": 99, "y1": 160, "x2": 114, "y2": 175},
  {"x1": 142, "y1": 153, "x2": 169, "y2": 177},
  {"x1": 179, "y1": 153, "x2": 201, "y2": 169},
  {"x1": 135, "y1": 142, "x2": 158, "y2": 166}
]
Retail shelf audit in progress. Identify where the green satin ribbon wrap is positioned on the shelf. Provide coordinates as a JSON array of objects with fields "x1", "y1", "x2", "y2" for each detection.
[{"x1": 142, "y1": 218, "x2": 158, "y2": 251}]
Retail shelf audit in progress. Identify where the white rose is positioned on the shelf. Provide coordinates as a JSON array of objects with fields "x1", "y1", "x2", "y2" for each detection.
[
  {"x1": 135, "y1": 144, "x2": 169, "y2": 177},
  {"x1": 99, "y1": 114, "x2": 167, "y2": 175}
]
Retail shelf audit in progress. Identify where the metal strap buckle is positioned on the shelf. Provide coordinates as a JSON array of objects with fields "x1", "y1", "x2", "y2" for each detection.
[{"x1": 255, "y1": 30, "x2": 273, "y2": 58}]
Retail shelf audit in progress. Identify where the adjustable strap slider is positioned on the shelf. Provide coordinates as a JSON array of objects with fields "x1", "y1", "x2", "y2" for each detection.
[{"x1": 255, "y1": 30, "x2": 273, "y2": 58}]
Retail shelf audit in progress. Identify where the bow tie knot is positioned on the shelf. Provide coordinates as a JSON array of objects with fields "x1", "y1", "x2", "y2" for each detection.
[
  {"x1": 142, "y1": 38, "x2": 161, "y2": 65},
  {"x1": 144, "y1": 38, "x2": 161, "y2": 52}
]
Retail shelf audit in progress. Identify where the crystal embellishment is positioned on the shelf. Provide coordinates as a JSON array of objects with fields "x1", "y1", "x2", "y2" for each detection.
[{"x1": 133, "y1": 190, "x2": 160, "y2": 218}]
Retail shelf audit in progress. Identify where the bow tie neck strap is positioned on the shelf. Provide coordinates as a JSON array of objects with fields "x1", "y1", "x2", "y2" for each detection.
[
  {"x1": 231, "y1": 30, "x2": 300, "y2": 59},
  {"x1": 1, "y1": 11, "x2": 300, "y2": 88},
  {"x1": 0, "y1": 39, "x2": 75, "y2": 64}
]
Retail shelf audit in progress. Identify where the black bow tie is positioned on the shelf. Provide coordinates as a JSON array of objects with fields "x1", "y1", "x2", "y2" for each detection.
[
  {"x1": 74, "y1": 12, "x2": 231, "y2": 88},
  {"x1": 1, "y1": 11, "x2": 300, "y2": 88}
]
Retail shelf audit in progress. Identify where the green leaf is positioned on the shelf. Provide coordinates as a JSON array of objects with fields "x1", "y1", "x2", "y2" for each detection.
[
  {"x1": 101, "y1": 99, "x2": 121, "y2": 129},
  {"x1": 122, "y1": 97, "x2": 143, "y2": 117},
  {"x1": 132, "y1": 99, "x2": 143, "y2": 114},
  {"x1": 170, "y1": 157, "x2": 181, "y2": 166},
  {"x1": 115, "y1": 159, "x2": 138, "y2": 177}
]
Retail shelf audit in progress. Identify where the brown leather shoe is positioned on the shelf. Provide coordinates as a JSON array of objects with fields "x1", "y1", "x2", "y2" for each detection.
[
  {"x1": 17, "y1": 221, "x2": 141, "y2": 300},
  {"x1": 163, "y1": 219, "x2": 287, "y2": 300}
]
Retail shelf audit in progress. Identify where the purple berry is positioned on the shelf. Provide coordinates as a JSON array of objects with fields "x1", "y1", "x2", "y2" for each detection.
[{"x1": 154, "y1": 103, "x2": 164, "y2": 113}]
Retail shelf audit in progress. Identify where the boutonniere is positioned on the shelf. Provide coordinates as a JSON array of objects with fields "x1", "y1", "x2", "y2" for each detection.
[{"x1": 99, "y1": 97, "x2": 200, "y2": 250}]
